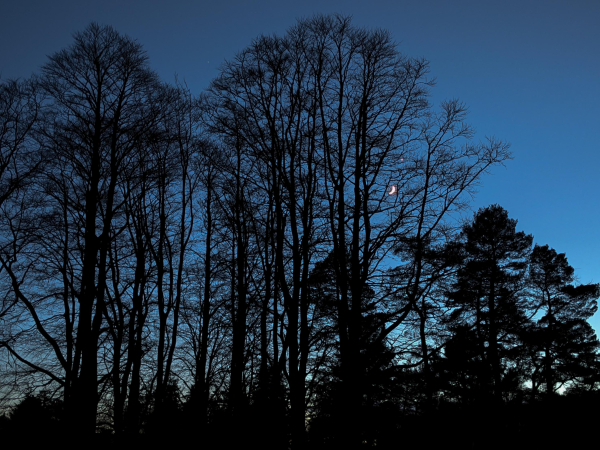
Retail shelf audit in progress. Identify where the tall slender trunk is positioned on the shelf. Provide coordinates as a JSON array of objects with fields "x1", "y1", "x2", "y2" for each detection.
[
  {"x1": 418, "y1": 298, "x2": 433, "y2": 410},
  {"x1": 198, "y1": 177, "x2": 213, "y2": 425},
  {"x1": 155, "y1": 170, "x2": 168, "y2": 411},
  {"x1": 545, "y1": 298, "x2": 554, "y2": 397},
  {"x1": 488, "y1": 267, "x2": 502, "y2": 404},
  {"x1": 230, "y1": 139, "x2": 247, "y2": 419},
  {"x1": 73, "y1": 93, "x2": 102, "y2": 434}
]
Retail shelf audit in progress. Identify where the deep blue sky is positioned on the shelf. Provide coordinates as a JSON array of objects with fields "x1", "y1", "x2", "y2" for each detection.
[{"x1": 1, "y1": 0, "x2": 599, "y2": 329}]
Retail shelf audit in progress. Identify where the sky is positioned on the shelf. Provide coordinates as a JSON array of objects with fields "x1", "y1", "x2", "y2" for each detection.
[{"x1": 1, "y1": 0, "x2": 599, "y2": 328}]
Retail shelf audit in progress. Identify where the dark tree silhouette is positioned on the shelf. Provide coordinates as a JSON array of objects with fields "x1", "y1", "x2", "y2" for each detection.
[
  {"x1": 447, "y1": 205, "x2": 532, "y2": 404},
  {"x1": 1, "y1": 16, "x2": 599, "y2": 450},
  {"x1": 39, "y1": 23, "x2": 161, "y2": 436},
  {"x1": 527, "y1": 244, "x2": 599, "y2": 397}
]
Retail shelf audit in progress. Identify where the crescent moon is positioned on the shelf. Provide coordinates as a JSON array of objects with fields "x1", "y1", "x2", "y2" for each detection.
[{"x1": 388, "y1": 185, "x2": 397, "y2": 195}]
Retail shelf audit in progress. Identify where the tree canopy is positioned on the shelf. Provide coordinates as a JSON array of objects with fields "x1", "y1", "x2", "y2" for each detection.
[{"x1": 0, "y1": 17, "x2": 598, "y2": 450}]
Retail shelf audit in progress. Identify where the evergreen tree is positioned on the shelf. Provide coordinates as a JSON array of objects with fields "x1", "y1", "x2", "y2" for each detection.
[
  {"x1": 447, "y1": 205, "x2": 532, "y2": 404},
  {"x1": 527, "y1": 244, "x2": 600, "y2": 396}
]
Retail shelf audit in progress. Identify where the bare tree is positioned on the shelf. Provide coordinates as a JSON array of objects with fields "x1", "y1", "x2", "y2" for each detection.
[
  {"x1": 0, "y1": 23, "x2": 162, "y2": 435},
  {"x1": 0, "y1": 16, "x2": 530, "y2": 448},
  {"x1": 0, "y1": 79, "x2": 44, "y2": 372}
]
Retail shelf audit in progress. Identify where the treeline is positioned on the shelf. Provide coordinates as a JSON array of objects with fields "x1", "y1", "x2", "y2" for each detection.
[{"x1": 0, "y1": 15, "x2": 598, "y2": 449}]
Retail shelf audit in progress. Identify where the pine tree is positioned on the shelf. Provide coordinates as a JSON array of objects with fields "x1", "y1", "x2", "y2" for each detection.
[
  {"x1": 447, "y1": 205, "x2": 532, "y2": 404},
  {"x1": 527, "y1": 244, "x2": 600, "y2": 396}
]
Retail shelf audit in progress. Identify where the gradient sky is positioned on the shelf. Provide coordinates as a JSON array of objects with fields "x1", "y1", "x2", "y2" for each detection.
[{"x1": 1, "y1": 0, "x2": 599, "y2": 329}]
